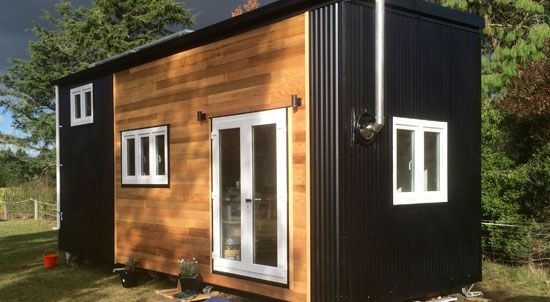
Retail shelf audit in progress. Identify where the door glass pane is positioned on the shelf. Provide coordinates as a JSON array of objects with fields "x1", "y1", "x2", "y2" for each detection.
[
  {"x1": 424, "y1": 132, "x2": 440, "y2": 191},
  {"x1": 74, "y1": 94, "x2": 81, "y2": 119},
  {"x1": 126, "y1": 138, "x2": 135, "y2": 176},
  {"x1": 84, "y1": 91, "x2": 92, "y2": 117},
  {"x1": 220, "y1": 128, "x2": 241, "y2": 261},
  {"x1": 252, "y1": 124, "x2": 277, "y2": 267},
  {"x1": 140, "y1": 136, "x2": 150, "y2": 176},
  {"x1": 396, "y1": 129, "x2": 414, "y2": 192},
  {"x1": 156, "y1": 135, "x2": 165, "y2": 176}
]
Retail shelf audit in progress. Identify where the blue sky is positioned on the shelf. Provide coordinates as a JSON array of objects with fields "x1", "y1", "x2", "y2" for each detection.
[
  {"x1": 0, "y1": 113, "x2": 8, "y2": 133},
  {"x1": 0, "y1": 104, "x2": 14, "y2": 135}
]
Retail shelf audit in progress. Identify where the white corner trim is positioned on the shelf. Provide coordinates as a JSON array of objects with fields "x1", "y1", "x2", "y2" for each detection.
[{"x1": 55, "y1": 85, "x2": 60, "y2": 230}]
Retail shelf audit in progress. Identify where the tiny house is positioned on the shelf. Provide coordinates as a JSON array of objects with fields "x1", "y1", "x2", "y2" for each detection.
[{"x1": 53, "y1": 0, "x2": 483, "y2": 301}]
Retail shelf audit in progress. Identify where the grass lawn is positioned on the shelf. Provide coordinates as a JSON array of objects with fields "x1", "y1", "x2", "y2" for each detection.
[
  {"x1": 0, "y1": 219, "x2": 548, "y2": 301},
  {"x1": 0, "y1": 220, "x2": 257, "y2": 302},
  {"x1": 479, "y1": 261, "x2": 549, "y2": 302}
]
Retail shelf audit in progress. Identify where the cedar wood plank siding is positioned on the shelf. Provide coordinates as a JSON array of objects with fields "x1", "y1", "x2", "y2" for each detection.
[{"x1": 113, "y1": 14, "x2": 308, "y2": 301}]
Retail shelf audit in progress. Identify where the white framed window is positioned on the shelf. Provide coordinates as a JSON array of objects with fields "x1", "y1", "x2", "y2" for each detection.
[
  {"x1": 121, "y1": 125, "x2": 169, "y2": 185},
  {"x1": 70, "y1": 83, "x2": 93, "y2": 126},
  {"x1": 393, "y1": 117, "x2": 448, "y2": 205}
]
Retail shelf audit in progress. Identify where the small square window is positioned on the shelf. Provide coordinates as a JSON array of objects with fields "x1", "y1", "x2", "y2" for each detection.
[
  {"x1": 122, "y1": 125, "x2": 169, "y2": 185},
  {"x1": 70, "y1": 83, "x2": 93, "y2": 126},
  {"x1": 393, "y1": 117, "x2": 447, "y2": 205}
]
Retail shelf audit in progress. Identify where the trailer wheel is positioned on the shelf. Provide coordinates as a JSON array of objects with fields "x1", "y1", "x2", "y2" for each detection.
[
  {"x1": 147, "y1": 270, "x2": 160, "y2": 279},
  {"x1": 168, "y1": 275, "x2": 178, "y2": 282}
]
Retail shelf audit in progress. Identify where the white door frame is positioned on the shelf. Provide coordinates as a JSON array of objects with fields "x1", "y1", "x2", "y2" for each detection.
[{"x1": 212, "y1": 108, "x2": 288, "y2": 284}]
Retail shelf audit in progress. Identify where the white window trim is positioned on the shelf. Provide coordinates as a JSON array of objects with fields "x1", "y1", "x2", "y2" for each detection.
[
  {"x1": 211, "y1": 108, "x2": 288, "y2": 284},
  {"x1": 70, "y1": 83, "x2": 93, "y2": 126},
  {"x1": 121, "y1": 125, "x2": 169, "y2": 185},
  {"x1": 393, "y1": 117, "x2": 448, "y2": 205}
]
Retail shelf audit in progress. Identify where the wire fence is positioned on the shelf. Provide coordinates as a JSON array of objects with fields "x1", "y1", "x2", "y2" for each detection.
[
  {"x1": 482, "y1": 221, "x2": 550, "y2": 268},
  {"x1": 2, "y1": 182, "x2": 548, "y2": 268},
  {"x1": 0, "y1": 198, "x2": 57, "y2": 222},
  {"x1": 0, "y1": 187, "x2": 57, "y2": 222}
]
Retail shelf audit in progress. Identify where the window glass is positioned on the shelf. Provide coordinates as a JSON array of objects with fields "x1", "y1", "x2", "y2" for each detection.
[
  {"x1": 393, "y1": 117, "x2": 447, "y2": 205},
  {"x1": 70, "y1": 83, "x2": 93, "y2": 126},
  {"x1": 220, "y1": 128, "x2": 241, "y2": 261},
  {"x1": 74, "y1": 94, "x2": 81, "y2": 119},
  {"x1": 140, "y1": 136, "x2": 150, "y2": 176},
  {"x1": 84, "y1": 91, "x2": 92, "y2": 117},
  {"x1": 122, "y1": 125, "x2": 168, "y2": 185},
  {"x1": 252, "y1": 124, "x2": 278, "y2": 267},
  {"x1": 424, "y1": 132, "x2": 440, "y2": 191},
  {"x1": 156, "y1": 135, "x2": 165, "y2": 176},
  {"x1": 396, "y1": 129, "x2": 414, "y2": 192},
  {"x1": 127, "y1": 138, "x2": 136, "y2": 176}
]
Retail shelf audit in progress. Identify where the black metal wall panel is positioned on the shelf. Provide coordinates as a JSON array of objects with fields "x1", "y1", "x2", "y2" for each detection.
[
  {"x1": 311, "y1": 0, "x2": 481, "y2": 301},
  {"x1": 309, "y1": 3, "x2": 343, "y2": 301},
  {"x1": 58, "y1": 75, "x2": 114, "y2": 264}
]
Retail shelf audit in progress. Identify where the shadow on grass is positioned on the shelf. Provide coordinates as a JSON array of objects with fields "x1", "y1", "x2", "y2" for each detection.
[
  {"x1": 0, "y1": 221, "x2": 260, "y2": 302},
  {"x1": 0, "y1": 230, "x2": 58, "y2": 276},
  {"x1": 0, "y1": 227, "x2": 174, "y2": 302}
]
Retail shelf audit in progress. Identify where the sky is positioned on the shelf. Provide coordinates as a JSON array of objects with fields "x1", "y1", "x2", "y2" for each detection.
[{"x1": 0, "y1": 0, "x2": 277, "y2": 136}]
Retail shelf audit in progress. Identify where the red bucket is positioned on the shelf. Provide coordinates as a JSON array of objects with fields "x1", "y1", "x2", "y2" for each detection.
[{"x1": 43, "y1": 250, "x2": 58, "y2": 268}]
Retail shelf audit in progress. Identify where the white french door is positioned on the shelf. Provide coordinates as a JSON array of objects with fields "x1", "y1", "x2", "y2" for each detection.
[{"x1": 212, "y1": 108, "x2": 288, "y2": 284}]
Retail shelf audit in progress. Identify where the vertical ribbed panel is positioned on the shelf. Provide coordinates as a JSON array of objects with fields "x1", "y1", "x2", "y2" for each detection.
[
  {"x1": 340, "y1": 2, "x2": 377, "y2": 300},
  {"x1": 59, "y1": 75, "x2": 115, "y2": 264},
  {"x1": 311, "y1": 0, "x2": 481, "y2": 301},
  {"x1": 338, "y1": 1, "x2": 481, "y2": 301},
  {"x1": 309, "y1": 3, "x2": 342, "y2": 301}
]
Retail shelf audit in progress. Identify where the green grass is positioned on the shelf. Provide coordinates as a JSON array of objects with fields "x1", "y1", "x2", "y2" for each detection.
[
  {"x1": 0, "y1": 220, "x2": 167, "y2": 301},
  {"x1": 479, "y1": 260, "x2": 550, "y2": 302},
  {"x1": 1, "y1": 220, "x2": 548, "y2": 301},
  {"x1": 0, "y1": 220, "x2": 256, "y2": 302}
]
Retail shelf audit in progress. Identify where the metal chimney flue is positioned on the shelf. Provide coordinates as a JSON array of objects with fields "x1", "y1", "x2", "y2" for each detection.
[{"x1": 358, "y1": 0, "x2": 385, "y2": 142}]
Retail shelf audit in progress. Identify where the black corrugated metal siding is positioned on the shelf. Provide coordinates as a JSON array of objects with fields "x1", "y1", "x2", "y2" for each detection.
[
  {"x1": 309, "y1": 3, "x2": 343, "y2": 301},
  {"x1": 310, "y1": 0, "x2": 481, "y2": 301},
  {"x1": 58, "y1": 75, "x2": 114, "y2": 264}
]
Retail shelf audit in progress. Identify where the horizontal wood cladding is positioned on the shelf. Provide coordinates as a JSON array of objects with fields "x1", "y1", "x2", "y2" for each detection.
[{"x1": 114, "y1": 14, "x2": 307, "y2": 301}]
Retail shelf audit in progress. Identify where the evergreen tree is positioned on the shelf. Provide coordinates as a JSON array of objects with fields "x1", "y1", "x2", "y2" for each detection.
[
  {"x1": 431, "y1": 0, "x2": 549, "y2": 98},
  {"x1": 430, "y1": 0, "x2": 550, "y2": 223},
  {"x1": 0, "y1": 0, "x2": 194, "y2": 178},
  {"x1": 0, "y1": 149, "x2": 36, "y2": 187}
]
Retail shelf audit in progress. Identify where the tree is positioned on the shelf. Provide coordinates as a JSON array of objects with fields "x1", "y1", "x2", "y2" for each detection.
[
  {"x1": 494, "y1": 44, "x2": 550, "y2": 222},
  {"x1": 499, "y1": 42, "x2": 550, "y2": 119},
  {"x1": 0, "y1": 0, "x2": 194, "y2": 177},
  {"x1": 0, "y1": 149, "x2": 36, "y2": 187},
  {"x1": 431, "y1": 0, "x2": 550, "y2": 98},
  {"x1": 231, "y1": 0, "x2": 260, "y2": 17},
  {"x1": 428, "y1": 1, "x2": 550, "y2": 224}
]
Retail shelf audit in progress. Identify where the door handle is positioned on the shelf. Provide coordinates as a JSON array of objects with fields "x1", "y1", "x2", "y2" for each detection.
[
  {"x1": 245, "y1": 198, "x2": 252, "y2": 203},
  {"x1": 254, "y1": 198, "x2": 262, "y2": 202}
]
